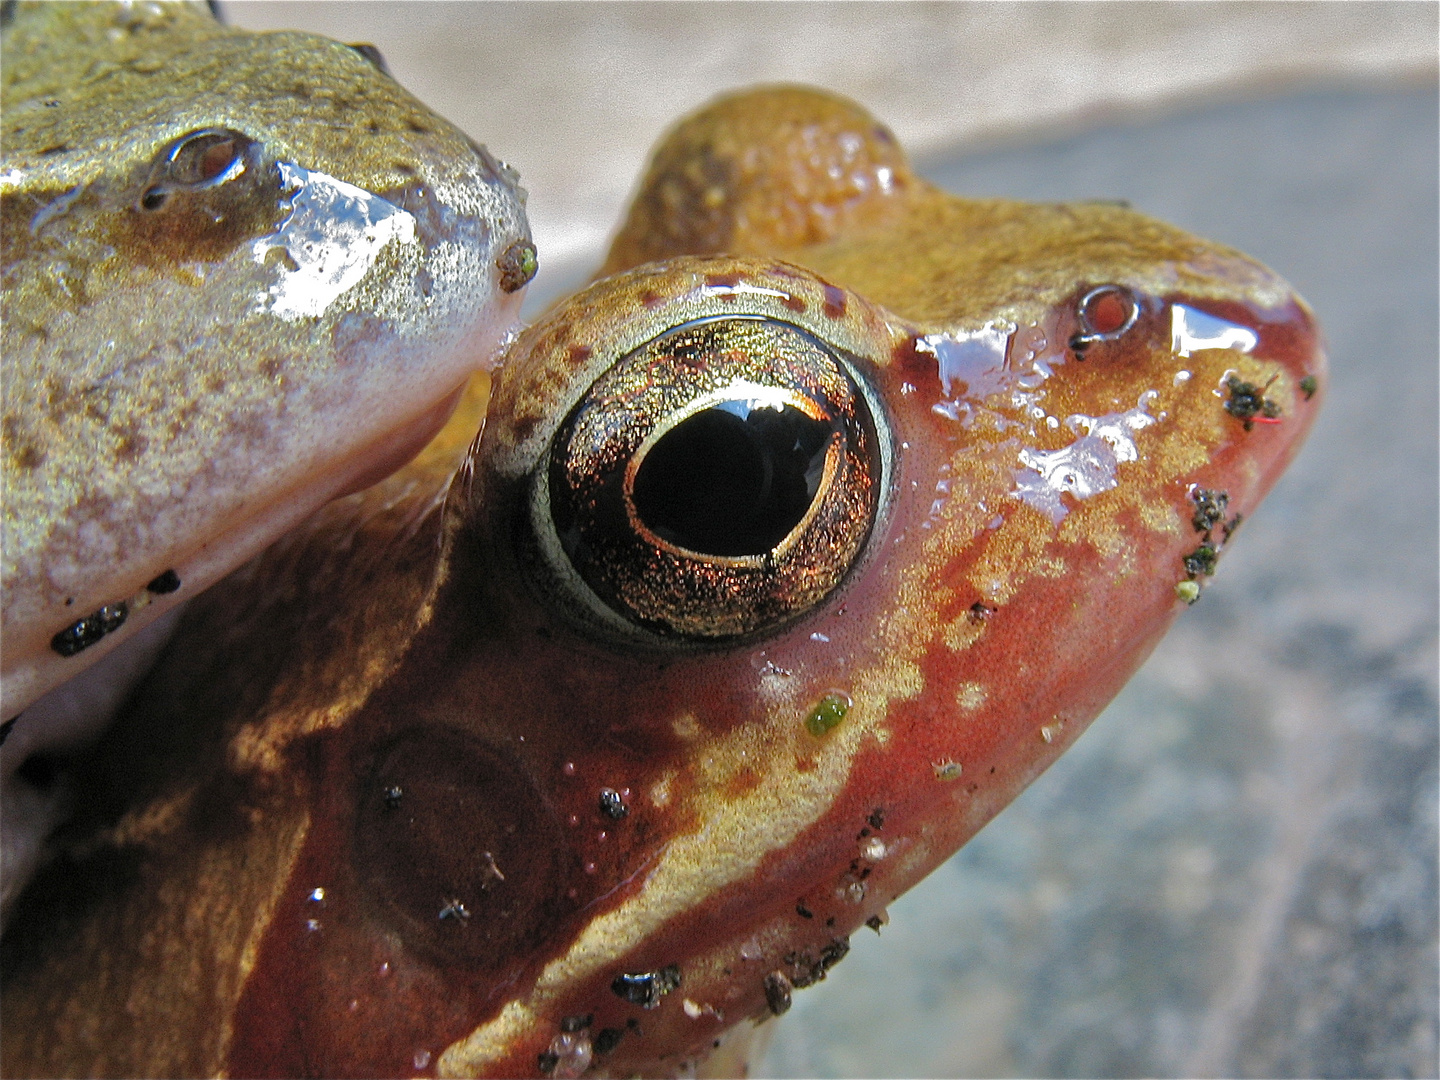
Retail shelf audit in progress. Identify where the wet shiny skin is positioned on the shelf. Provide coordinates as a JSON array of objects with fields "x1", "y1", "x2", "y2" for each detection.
[{"x1": 0, "y1": 87, "x2": 1323, "y2": 1078}]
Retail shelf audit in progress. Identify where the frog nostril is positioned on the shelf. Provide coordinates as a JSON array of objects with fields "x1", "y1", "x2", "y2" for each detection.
[
  {"x1": 137, "y1": 187, "x2": 168, "y2": 212},
  {"x1": 1071, "y1": 284, "x2": 1139, "y2": 354}
]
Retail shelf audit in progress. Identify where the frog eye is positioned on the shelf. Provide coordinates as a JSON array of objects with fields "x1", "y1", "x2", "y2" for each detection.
[
  {"x1": 531, "y1": 316, "x2": 890, "y2": 643},
  {"x1": 136, "y1": 127, "x2": 264, "y2": 213},
  {"x1": 1070, "y1": 284, "x2": 1139, "y2": 353}
]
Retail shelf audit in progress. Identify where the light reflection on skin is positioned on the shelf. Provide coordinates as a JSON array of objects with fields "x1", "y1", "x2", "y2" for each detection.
[{"x1": 252, "y1": 163, "x2": 418, "y2": 320}]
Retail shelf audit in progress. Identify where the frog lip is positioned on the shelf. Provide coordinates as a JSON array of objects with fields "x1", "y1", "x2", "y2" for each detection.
[{"x1": 334, "y1": 382, "x2": 469, "y2": 499}]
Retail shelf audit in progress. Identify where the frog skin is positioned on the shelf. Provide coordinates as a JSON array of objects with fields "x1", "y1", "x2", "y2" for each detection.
[
  {"x1": 0, "y1": 0, "x2": 534, "y2": 721},
  {"x1": 0, "y1": 87, "x2": 1323, "y2": 1078}
]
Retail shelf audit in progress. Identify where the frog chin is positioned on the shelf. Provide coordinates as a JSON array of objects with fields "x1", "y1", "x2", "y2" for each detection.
[{"x1": 335, "y1": 380, "x2": 467, "y2": 498}]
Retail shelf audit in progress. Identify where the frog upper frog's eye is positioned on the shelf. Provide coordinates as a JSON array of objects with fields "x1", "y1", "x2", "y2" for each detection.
[
  {"x1": 531, "y1": 315, "x2": 889, "y2": 643},
  {"x1": 136, "y1": 128, "x2": 262, "y2": 212},
  {"x1": 1070, "y1": 284, "x2": 1140, "y2": 354}
]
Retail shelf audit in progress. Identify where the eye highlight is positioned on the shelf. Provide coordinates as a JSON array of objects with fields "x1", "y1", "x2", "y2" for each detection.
[{"x1": 536, "y1": 316, "x2": 889, "y2": 642}]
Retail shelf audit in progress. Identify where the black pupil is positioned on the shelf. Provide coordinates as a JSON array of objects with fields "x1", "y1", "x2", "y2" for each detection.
[{"x1": 631, "y1": 400, "x2": 835, "y2": 557}]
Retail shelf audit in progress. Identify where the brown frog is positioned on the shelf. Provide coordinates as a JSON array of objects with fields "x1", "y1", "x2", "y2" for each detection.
[{"x1": 0, "y1": 87, "x2": 1322, "y2": 1078}]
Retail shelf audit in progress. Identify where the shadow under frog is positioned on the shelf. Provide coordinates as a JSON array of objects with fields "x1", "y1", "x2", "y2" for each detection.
[{"x1": 0, "y1": 87, "x2": 1323, "y2": 1078}]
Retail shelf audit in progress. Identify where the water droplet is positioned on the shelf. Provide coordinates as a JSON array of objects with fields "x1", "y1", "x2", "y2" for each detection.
[
  {"x1": 1171, "y1": 304, "x2": 1258, "y2": 358},
  {"x1": 1040, "y1": 720, "x2": 1065, "y2": 744},
  {"x1": 545, "y1": 1030, "x2": 593, "y2": 1078},
  {"x1": 562, "y1": 761, "x2": 577, "y2": 777},
  {"x1": 862, "y1": 837, "x2": 887, "y2": 861},
  {"x1": 413, "y1": 1048, "x2": 431, "y2": 1070},
  {"x1": 809, "y1": 631, "x2": 830, "y2": 643},
  {"x1": 308, "y1": 886, "x2": 326, "y2": 903}
]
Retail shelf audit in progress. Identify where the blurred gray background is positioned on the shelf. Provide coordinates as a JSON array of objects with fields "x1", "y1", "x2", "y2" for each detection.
[{"x1": 223, "y1": 6, "x2": 1439, "y2": 1076}]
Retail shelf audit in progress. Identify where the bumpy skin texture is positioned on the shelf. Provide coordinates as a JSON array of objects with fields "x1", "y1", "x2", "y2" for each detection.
[
  {"x1": 0, "y1": 87, "x2": 1322, "y2": 1078},
  {"x1": 0, "y1": 1, "x2": 532, "y2": 718}
]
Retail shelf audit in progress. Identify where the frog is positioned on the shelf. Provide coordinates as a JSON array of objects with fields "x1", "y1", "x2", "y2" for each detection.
[
  {"x1": 0, "y1": 86, "x2": 1323, "y2": 1078},
  {"x1": 0, "y1": 0, "x2": 535, "y2": 724},
  {"x1": 0, "y1": 0, "x2": 534, "y2": 915}
]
